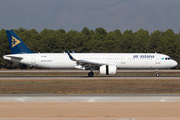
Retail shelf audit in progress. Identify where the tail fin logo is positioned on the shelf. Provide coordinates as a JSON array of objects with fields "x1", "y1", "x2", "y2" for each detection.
[{"x1": 11, "y1": 36, "x2": 21, "y2": 48}]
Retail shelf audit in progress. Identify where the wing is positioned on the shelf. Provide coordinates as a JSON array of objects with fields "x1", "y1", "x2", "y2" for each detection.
[{"x1": 66, "y1": 50, "x2": 105, "y2": 70}]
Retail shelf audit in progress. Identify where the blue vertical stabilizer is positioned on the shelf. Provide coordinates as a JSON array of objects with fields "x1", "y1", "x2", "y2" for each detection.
[{"x1": 6, "y1": 30, "x2": 34, "y2": 54}]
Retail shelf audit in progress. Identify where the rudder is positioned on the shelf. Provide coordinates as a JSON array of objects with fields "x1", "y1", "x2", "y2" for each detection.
[{"x1": 6, "y1": 30, "x2": 34, "y2": 54}]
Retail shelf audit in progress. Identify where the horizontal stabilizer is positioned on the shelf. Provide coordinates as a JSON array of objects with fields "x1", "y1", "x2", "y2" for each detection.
[{"x1": 3, "y1": 54, "x2": 23, "y2": 61}]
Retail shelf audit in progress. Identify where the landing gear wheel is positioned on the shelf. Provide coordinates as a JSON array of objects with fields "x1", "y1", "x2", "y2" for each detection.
[
  {"x1": 88, "y1": 72, "x2": 94, "y2": 77},
  {"x1": 156, "y1": 73, "x2": 159, "y2": 77}
]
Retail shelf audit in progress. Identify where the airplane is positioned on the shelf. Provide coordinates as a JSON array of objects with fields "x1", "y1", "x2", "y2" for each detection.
[{"x1": 3, "y1": 30, "x2": 178, "y2": 77}]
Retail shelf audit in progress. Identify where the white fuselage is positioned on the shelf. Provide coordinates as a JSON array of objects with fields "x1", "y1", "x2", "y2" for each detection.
[{"x1": 3, "y1": 53, "x2": 178, "y2": 69}]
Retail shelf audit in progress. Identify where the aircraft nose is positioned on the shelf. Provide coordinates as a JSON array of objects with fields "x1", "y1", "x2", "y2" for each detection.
[{"x1": 172, "y1": 60, "x2": 178, "y2": 68}]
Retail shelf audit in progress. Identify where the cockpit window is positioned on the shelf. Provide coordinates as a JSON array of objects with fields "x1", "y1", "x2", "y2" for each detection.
[{"x1": 165, "y1": 57, "x2": 172, "y2": 60}]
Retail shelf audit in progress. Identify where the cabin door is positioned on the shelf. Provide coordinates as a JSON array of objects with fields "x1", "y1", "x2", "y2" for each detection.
[
  {"x1": 121, "y1": 56, "x2": 126, "y2": 64},
  {"x1": 156, "y1": 55, "x2": 161, "y2": 64}
]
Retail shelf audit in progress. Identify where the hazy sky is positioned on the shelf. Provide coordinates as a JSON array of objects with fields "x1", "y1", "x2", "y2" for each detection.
[{"x1": 0, "y1": 0, "x2": 180, "y2": 33}]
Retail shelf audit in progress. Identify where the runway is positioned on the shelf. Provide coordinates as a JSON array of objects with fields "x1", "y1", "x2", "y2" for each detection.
[
  {"x1": 0, "y1": 95, "x2": 180, "y2": 102},
  {"x1": 0, "y1": 69, "x2": 180, "y2": 79},
  {"x1": 1, "y1": 76, "x2": 180, "y2": 80},
  {"x1": 0, "y1": 69, "x2": 180, "y2": 72}
]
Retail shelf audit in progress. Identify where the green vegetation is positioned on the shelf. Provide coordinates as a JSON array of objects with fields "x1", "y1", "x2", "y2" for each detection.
[{"x1": 0, "y1": 27, "x2": 180, "y2": 69}]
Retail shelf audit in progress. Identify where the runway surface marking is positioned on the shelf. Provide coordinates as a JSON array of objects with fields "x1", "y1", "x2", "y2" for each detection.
[
  {"x1": 1, "y1": 95, "x2": 180, "y2": 119},
  {"x1": 0, "y1": 95, "x2": 180, "y2": 102}
]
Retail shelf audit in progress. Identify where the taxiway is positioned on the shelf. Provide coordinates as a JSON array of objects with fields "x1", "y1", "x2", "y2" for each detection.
[{"x1": 0, "y1": 69, "x2": 180, "y2": 72}]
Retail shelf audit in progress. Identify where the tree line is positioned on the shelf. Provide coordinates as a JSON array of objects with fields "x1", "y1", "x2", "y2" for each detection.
[{"x1": 0, "y1": 27, "x2": 180, "y2": 69}]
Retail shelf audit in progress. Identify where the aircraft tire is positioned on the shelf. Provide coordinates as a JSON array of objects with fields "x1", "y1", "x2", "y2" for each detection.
[
  {"x1": 156, "y1": 73, "x2": 159, "y2": 77},
  {"x1": 88, "y1": 72, "x2": 94, "y2": 77}
]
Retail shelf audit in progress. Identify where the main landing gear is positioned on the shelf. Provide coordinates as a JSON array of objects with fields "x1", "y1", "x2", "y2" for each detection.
[
  {"x1": 156, "y1": 69, "x2": 159, "y2": 77},
  {"x1": 88, "y1": 72, "x2": 94, "y2": 77}
]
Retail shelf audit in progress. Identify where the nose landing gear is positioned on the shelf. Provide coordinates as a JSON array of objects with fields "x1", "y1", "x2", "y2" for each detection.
[{"x1": 156, "y1": 69, "x2": 159, "y2": 77}]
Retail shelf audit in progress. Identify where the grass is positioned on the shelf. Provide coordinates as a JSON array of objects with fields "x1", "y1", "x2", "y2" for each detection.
[
  {"x1": 0, "y1": 79, "x2": 180, "y2": 94},
  {"x1": 0, "y1": 70, "x2": 180, "y2": 94}
]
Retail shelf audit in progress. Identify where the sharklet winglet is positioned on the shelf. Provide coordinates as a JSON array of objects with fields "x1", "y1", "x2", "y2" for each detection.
[{"x1": 66, "y1": 50, "x2": 77, "y2": 61}]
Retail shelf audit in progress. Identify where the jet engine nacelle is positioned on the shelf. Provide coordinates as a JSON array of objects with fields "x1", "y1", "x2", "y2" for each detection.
[{"x1": 99, "y1": 64, "x2": 117, "y2": 75}]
